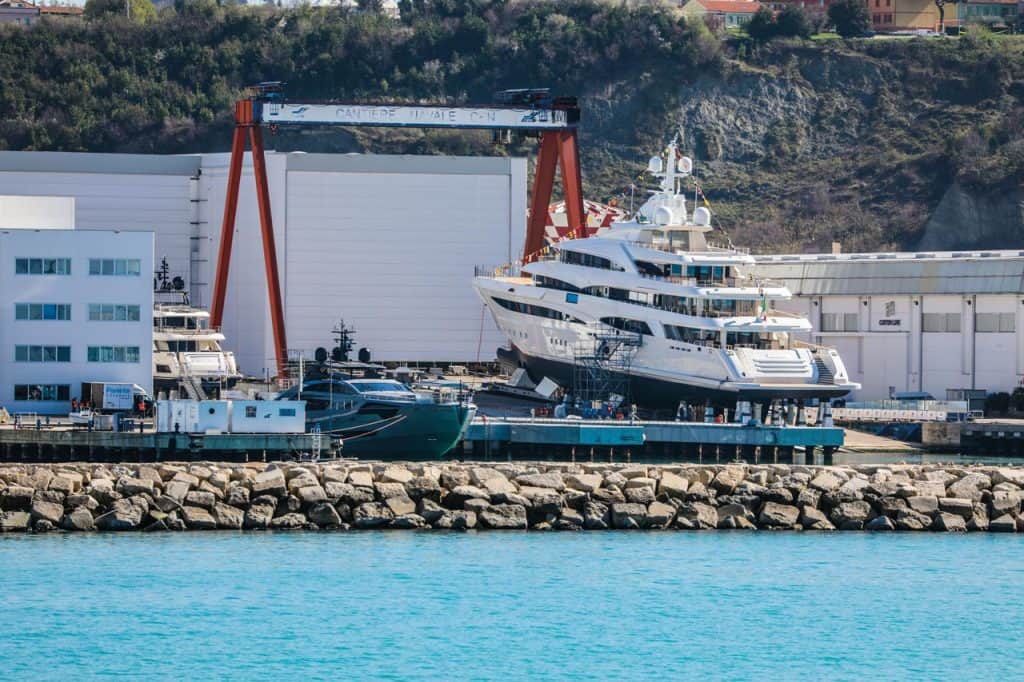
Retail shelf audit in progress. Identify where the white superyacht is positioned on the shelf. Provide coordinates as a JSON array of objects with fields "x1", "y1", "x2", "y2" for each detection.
[{"x1": 473, "y1": 139, "x2": 859, "y2": 409}]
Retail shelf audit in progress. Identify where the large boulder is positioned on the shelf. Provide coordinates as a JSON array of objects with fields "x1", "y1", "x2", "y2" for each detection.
[
  {"x1": 180, "y1": 506, "x2": 217, "y2": 530},
  {"x1": 184, "y1": 490, "x2": 217, "y2": 511},
  {"x1": 347, "y1": 471, "x2": 374, "y2": 488},
  {"x1": 676, "y1": 502, "x2": 718, "y2": 530},
  {"x1": 933, "y1": 512, "x2": 967, "y2": 532},
  {"x1": 296, "y1": 485, "x2": 328, "y2": 507},
  {"x1": 657, "y1": 471, "x2": 689, "y2": 499},
  {"x1": 384, "y1": 495, "x2": 416, "y2": 517},
  {"x1": 380, "y1": 466, "x2": 413, "y2": 485},
  {"x1": 946, "y1": 474, "x2": 990, "y2": 502},
  {"x1": 391, "y1": 513, "x2": 428, "y2": 529},
  {"x1": 434, "y1": 510, "x2": 477, "y2": 530},
  {"x1": 610, "y1": 503, "x2": 647, "y2": 529},
  {"x1": 0, "y1": 511, "x2": 30, "y2": 532},
  {"x1": 624, "y1": 486, "x2": 656, "y2": 505},
  {"x1": 269, "y1": 513, "x2": 308, "y2": 530},
  {"x1": 225, "y1": 486, "x2": 250, "y2": 508},
  {"x1": 583, "y1": 501, "x2": 610, "y2": 530},
  {"x1": 829, "y1": 500, "x2": 872, "y2": 527},
  {"x1": 307, "y1": 502, "x2": 343, "y2": 527},
  {"x1": 118, "y1": 477, "x2": 155, "y2": 497},
  {"x1": 30, "y1": 499, "x2": 64, "y2": 526},
  {"x1": 645, "y1": 501, "x2": 676, "y2": 529},
  {"x1": 710, "y1": 467, "x2": 745, "y2": 494},
  {"x1": 0, "y1": 485, "x2": 33, "y2": 511},
  {"x1": 565, "y1": 473, "x2": 603, "y2": 494},
  {"x1": 417, "y1": 498, "x2": 446, "y2": 524},
  {"x1": 989, "y1": 491, "x2": 1021, "y2": 517},
  {"x1": 164, "y1": 480, "x2": 191, "y2": 503},
  {"x1": 353, "y1": 502, "x2": 394, "y2": 528},
  {"x1": 809, "y1": 471, "x2": 842, "y2": 492},
  {"x1": 61, "y1": 507, "x2": 95, "y2": 532},
  {"x1": 938, "y1": 497, "x2": 974, "y2": 520},
  {"x1": 96, "y1": 498, "x2": 145, "y2": 531},
  {"x1": 515, "y1": 473, "x2": 565, "y2": 491},
  {"x1": 895, "y1": 508, "x2": 933, "y2": 531},
  {"x1": 479, "y1": 504, "x2": 528, "y2": 529},
  {"x1": 907, "y1": 496, "x2": 939, "y2": 515},
  {"x1": 406, "y1": 476, "x2": 444, "y2": 501},
  {"x1": 990, "y1": 514, "x2": 1018, "y2": 532},
  {"x1": 799, "y1": 506, "x2": 835, "y2": 531},
  {"x1": 865, "y1": 515, "x2": 895, "y2": 531},
  {"x1": 211, "y1": 503, "x2": 244, "y2": 530},
  {"x1": 243, "y1": 503, "x2": 275, "y2": 530},
  {"x1": 252, "y1": 469, "x2": 287, "y2": 497},
  {"x1": 758, "y1": 502, "x2": 800, "y2": 529}
]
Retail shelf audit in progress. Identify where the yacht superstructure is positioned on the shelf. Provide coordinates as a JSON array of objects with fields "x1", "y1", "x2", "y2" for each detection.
[
  {"x1": 473, "y1": 139, "x2": 860, "y2": 409},
  {"x1": 153, "y1": 302, "x2": 241, "y2": 397}
]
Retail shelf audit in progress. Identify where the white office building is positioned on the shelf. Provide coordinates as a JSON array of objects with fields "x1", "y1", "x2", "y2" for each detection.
[
  {"x1": 752, "y1": 250, "x2": 1024, "y2": 401},
  {"x1": 0, "y1": 151, "x2": 526, "y2": 376},
  {"x1": 0, "y1": 225, "x2": 154, "y2": 415}
]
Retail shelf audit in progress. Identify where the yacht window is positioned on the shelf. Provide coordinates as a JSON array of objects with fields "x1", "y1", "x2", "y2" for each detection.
[
  {"x1": 664, "y1": 325, "x2": 720, "y2": 346},
  {"x1": 726, "y1": 331, "x2": 776, "y2": 349},
  {"x1": 635, "y1": 261, "x2": 663, "y2": 277},
  {"x1": 533, "y1": 275, "x2": 579, "y2": 293},
  {"x1": 156, "y1": 364, "x2": 172, "y2": 373},
  {"x1": 492, "y1": 297, "x2": 583, "y2": 323},
  {"x1": 561, "y1": 250, "x2": 624, "y2": 272},
  {"x1": 352, "y1": 382, "x2": 411, "y2": 393},
  {"x1": 601, "y1": 317, "x2": 653, "y2": 336}
]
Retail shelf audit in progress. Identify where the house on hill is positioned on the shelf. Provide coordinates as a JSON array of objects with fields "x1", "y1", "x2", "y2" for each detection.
[{"x1": 681, "y1": 0, "x2": 762, "y2": 27}]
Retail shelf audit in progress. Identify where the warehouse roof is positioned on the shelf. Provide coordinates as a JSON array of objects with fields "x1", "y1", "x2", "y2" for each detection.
[{"x1": 752, "y1": 250, "x2": 1024, "y2": 295}]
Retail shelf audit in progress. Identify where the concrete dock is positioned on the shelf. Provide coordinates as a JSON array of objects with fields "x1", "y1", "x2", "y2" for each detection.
[
  {"x1": 0, "y1": 426, "x2": 331, "y2": 463},
  {"x1": 461, "y1": 418, "x2": 844, "y2": 462}
]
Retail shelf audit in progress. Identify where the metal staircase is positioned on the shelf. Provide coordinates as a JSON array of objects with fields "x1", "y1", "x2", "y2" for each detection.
[
  {"x1": 572, "y1": 324, "x2": 642, "y2": 404},
  {"x1": 813, "y1": 355, "x2": 835, "y2": 385}
]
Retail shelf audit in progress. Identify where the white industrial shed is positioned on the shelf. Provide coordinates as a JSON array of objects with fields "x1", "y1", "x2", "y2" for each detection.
[
  {"x1": 752, "y1": 251, "x2": 1024, "y2": 401},
  {"x1": 0, "y1": 150, "x2": 527, "y2": 377}
]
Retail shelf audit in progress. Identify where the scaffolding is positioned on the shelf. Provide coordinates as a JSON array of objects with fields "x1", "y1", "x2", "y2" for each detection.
[{"x1": 572, "y1": 324, "x2": 642, "y2": 406}]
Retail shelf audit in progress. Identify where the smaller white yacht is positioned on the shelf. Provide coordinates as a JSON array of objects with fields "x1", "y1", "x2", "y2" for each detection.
[
  {"x1": 473, "y1": 138, "x2": 860, "y2": 409},
  {"x1": 153, "y1": 294, "x2": 241, "y2": 397}
]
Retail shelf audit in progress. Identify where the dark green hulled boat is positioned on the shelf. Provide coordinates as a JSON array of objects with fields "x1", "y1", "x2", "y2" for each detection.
[{"x1": 276, "y1": 377, "x2": 475, "y2": 459}]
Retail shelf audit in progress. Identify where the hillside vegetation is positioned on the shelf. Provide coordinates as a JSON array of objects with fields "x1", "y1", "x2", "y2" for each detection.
[{"x1": 1, "y1": 0, "x2": 1023, "y2": 253}]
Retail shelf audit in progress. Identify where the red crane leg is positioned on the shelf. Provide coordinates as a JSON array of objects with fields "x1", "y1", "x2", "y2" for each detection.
[
  {"x1": 523, "y1": 131, "x2": 561, "y2": 263},
  {"x1": 248, "y1": 125, "x2": 290, "y2": 379},
  {"x1": 210, "y1": 123, "x2": 247, "y2": 329},
  {"x1": 558, "y1": 130, "x2": 585, "y2": 239}
]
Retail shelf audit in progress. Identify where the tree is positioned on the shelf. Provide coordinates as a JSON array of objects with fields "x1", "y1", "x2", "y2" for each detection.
[
  {"x1": 84, "y1": 0, "x2": 157, "y2": 23},
  {"x1": 828, "y1": 0, "x2": 871, "y2": 37},
  {"x1": 775, "y1": 5, "x2": 813, "y2": 38},
  {"x1": 746, "y1": 6, "x2": 777, "y2": 41}
]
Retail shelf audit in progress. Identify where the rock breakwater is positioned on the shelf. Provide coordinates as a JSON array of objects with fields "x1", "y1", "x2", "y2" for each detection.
[{"x1": 2, "y1": 462, "x2": 1024, "y2": 533}]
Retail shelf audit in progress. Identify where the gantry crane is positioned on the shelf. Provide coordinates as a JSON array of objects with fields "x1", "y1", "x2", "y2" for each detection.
[{"x1": 210, "y1": 83, "x2": 585, "y2": 378}]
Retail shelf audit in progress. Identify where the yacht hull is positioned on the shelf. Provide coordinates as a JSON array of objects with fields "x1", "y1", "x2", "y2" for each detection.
[
  {"x1": 311, "y1": 400, "x2": 475, "y2": 459},
  {"x1": 499, "y1": 345, "x2": 853, "y2": 410}
]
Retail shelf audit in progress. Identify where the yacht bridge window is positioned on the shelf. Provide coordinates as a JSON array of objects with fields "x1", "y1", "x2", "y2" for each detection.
[
  {"x1": 493, "y1": 296, "x2": 583, "y2": 323},
  {"x1": 600, "y1": 317, "x2": 653, "y2": 335},
  {"x1": 561, "y1": 250, "x2": 624, "y2": 272},
  {"x1": 533, "y1": 275, "x2": 580, "y2": 293}
]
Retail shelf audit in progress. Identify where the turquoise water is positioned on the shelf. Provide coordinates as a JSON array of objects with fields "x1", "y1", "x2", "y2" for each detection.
[{"x1": 2, "y1": 532, "x2": 1023, "y2": 680}]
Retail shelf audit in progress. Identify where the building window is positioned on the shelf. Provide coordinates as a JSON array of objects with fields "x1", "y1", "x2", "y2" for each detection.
[
  {"x1": 88, "y1": 258, "x2": 141, "y2": 276},
  {"x1": 88, "y1": 304, "x2": 142, "y2": 322},
  {"x1": 15, "y1": 345, "x2": 71, "y2": 362},
  {"x1": 14, "y1": 384, "x2": 70, "y2": 401},
  {"x1": 820, "y1": 312, "x2": 858, "y2": 332},
  {"x1": 245, "y1": 405, "x2": 257, "y2": 418},
  {"x1": 975, "y1": 312, "x2": 1016, "y2": 333},
  {"x1": 923, "y1": 312, "x2": 960, "y2": 333},
  {"x1": 15, "y1": 303, "x2": 72, "y2": 321},
  {"x1": 15, "y1": 258, "x2": 71, "y2": 275},
  {"x1": 279, "y1": 408, "x2": 297, "y2": 417},
  {"x1": 87, "y1": 345, "x2": 140, "y2": 363}
]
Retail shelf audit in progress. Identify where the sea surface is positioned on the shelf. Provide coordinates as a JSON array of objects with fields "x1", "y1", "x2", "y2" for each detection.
[{"x1": 2, "y1": 531, "x2": 1023, "y2": 680}]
